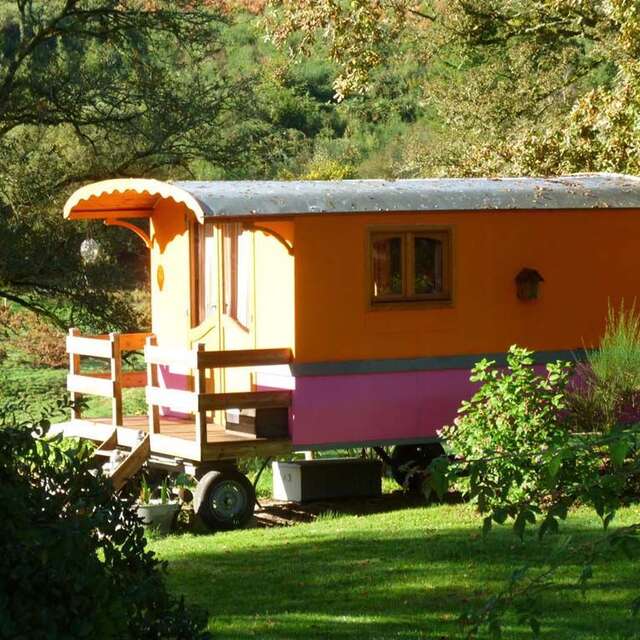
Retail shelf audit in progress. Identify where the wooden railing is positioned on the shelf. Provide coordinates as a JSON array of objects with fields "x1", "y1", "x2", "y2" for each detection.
[
  {"x1": 66, "y1": 329, "x2": 292, "y2": 452},
  {"x1": 66, "y1": 328, "x2": 150, "y2": 426},
  {"x1": 144, "y1": 337, "x2": 293, "y2": 449}
]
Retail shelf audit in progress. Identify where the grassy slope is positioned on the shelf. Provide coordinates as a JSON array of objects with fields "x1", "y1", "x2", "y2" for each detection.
[{"x1": 151, "y1": 504, "x2": 640, "y2": 640}]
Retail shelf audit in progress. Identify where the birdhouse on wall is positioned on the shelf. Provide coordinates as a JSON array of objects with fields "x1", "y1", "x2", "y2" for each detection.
[{"x1": 515, "y1": 268, "x2": 544, "y2": 300}]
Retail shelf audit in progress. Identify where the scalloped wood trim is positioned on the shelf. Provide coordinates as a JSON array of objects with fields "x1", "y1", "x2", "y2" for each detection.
[{"x1": 63, "y1": 178, "x2": 206, "y2": 222}]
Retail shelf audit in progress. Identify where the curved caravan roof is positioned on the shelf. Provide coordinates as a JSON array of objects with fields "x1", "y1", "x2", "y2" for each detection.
[{"x1": 63, "y1": 174, "x2": 640, "y2": 222}]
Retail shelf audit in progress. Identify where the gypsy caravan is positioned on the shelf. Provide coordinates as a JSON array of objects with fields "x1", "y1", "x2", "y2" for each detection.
[{"x1": 56, "y1": 174, "x2": 640, "y2": 529}]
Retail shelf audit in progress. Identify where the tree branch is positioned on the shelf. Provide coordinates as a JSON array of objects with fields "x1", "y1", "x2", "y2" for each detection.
[{"x1": 0, "y1": 289, "x2": 67, "y2": 330}]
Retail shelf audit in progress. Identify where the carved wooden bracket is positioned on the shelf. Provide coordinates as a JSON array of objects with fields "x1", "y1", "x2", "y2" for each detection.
[
  {"x1": 104, "y1": 219, "x2": 152, "y2": 249},
  {"x1": 242, "y1": 223, "x2": 294, "y2": 255}
]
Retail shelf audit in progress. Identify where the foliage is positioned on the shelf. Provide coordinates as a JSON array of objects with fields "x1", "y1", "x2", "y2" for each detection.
[
  {"x1": 589, "y1": 302, "x2": 640, "y2": 400},
  {"x1": 267, "y1": 1, "x2": 640, "y2": 178},
  {"x1": 438, "y1": 345, "x2": 584, "y2": 537},
  {"x1": 265, "y1": 0, "x2": 416, "y2": 100},
  {"x1": 140, "y1": 475, "x2": 153, "y2": 506},
  {"x1": 298, "y1": 157, "x2": 357, "y2": 180},
  {"x1": 415, "y1": 0, "x2": 640, "y2": 178},
  {"x1": 432, "y1": 337, "x2": 640, "y2": 637},
  {"x1": 0, "y1": 304, "x2": 67, "y2": 367},
  {"x1": 161, "y1": 476, "x2": 172, "y2": 505},
  {"x1": 437, "y1": 345, "x2": 640, "y2": 539},
  {"x1": 570, "y1": 303, "x2": 640, "y2": 435},
  {"x1": 0, "y1": 401, "x2": 209, "y2": 639}
]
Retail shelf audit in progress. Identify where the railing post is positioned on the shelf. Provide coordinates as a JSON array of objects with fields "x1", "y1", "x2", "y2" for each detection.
[
  {"x1": 146, "y1": 335, "x2": 160, "y2": 434},
  {"x1": 68, "y1": 328, "x2": 81, "y2": 420},
  {"x1": 110, "y1": 333, "x2": 123, "y2": 427},
  {"x1": 194, "y1": 343, "x2": 207, "y2": 449}
]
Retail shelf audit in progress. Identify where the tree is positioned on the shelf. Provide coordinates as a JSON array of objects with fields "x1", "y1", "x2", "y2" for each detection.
[
  {"x1": 266, "y1": 0, "x2": 423, "y2": 101},
  {"x1": 0, "y1": 1, "x2": 284, "y2": 330},
  {"x1": 267, "y1": 1, "x2": 640, "y2": 178}
]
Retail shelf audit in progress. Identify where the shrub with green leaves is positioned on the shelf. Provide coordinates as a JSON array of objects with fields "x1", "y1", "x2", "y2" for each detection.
[
  {"x1": 439, "y1": 346, "x2": 585, "y2": 537},
  {"x1": 435, "y1": 343, "x2": 640, "y2": 637},
  {"x1": 0, "y1": 403, "x2": 209, "y2": 640}
]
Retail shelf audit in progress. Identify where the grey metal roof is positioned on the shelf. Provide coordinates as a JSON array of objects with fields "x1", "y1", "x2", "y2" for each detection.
[{"x1": 172, "y1": 173, "x2": 640, "y2": 218}]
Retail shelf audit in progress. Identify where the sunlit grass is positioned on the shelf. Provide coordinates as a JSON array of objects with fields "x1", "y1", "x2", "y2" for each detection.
[{"x1": 150, "y1": 504, "x2": 640, "y2": 639}]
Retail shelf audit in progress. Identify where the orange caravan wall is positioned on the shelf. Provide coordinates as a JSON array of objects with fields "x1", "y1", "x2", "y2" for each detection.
[{"x1": 293, "y1": 208, "x2": 640, "y2": 364}]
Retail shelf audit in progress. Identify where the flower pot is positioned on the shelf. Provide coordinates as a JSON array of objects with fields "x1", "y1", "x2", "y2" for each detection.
[{"x1": 137, "y1": 501, "x2": 181, "y2": 534}]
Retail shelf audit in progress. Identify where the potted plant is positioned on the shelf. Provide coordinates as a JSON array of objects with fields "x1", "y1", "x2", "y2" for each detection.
[{"x1": 137, "y1": 475, "x2": 181, "y2": 534}]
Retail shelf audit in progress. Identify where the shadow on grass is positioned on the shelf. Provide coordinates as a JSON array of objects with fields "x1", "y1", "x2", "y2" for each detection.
[
  {"x1": 254, "y1": 490, "x2": 458, "y2": 527},
  {"x1": 157, "y1": 512, "x2": 640, "y2": 640}
]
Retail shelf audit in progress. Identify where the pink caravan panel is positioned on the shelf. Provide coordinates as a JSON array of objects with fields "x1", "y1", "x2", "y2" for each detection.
[
  {"x1": 290, "y1": 368, "x2": 477, "y2": 448},
  {"x1": 157, "y1": 364, "x2": 190, "y2": 419},
  {"x1": 290, "y1": 363, "x2": 553, "y2": 448}
]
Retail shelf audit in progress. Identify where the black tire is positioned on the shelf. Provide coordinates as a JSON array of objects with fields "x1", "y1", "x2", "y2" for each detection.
[
  {"x1": 390, "y1": 443, "x2": 445, "y2": 492},
  {"x1": 194, "y1": 469, "x2": 256, "y2": 531}
]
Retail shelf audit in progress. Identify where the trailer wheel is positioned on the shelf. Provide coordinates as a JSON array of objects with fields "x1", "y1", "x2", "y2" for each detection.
[
  {"x1": 391, "y1": 443, "x2": 445, "y2": 492},
  {"x1": 194, "y1": 469, "x2": 256, "y2": 531}
]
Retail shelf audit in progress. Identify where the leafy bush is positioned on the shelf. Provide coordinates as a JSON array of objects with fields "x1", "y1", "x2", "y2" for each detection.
[
  {"x1": 300, "y1": 157, "x2": 357, "y2": 180},
  {"x1": 433, "y1": 339, "x2": 640, "y2": 636},
  {"x1": 0, "y1": 403, "x2": 209, "y2": 640},
  {"x1": 439, "y1": 346, "x2": 591, "y2": 537},
  {"x1": 14, "y1": 316, "x2": 68, "y2": 368}
]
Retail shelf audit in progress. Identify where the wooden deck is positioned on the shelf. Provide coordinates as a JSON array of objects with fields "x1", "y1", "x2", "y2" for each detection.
[
  {"x1": 62, "y1": 331, "x2": 294, "y2": 464},
  {"x1": 53, "y1": 415, "x2": 292, "y2": 463},
  {"x1": 92, "y1": 415, "x2": 256, "y2": 443}
]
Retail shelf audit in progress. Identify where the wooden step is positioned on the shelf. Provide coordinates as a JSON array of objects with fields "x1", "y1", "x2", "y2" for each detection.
[
  {"x1": 110, "y1": 434, "x2": 150, "y2": 491},
  {"x1": 94, "y1": 428, "x2": 117, "y2": 454},
  {"x1": 94, "y1": 448, "x2": 116, "y2": 458}
]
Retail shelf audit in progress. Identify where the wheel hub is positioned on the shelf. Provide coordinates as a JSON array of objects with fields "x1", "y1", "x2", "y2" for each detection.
[{"x1": 210, "y1": 480, "x2": 247, "y2": 520}]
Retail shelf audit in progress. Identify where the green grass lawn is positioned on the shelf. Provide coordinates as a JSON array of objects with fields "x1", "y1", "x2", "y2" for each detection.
[
  {"x1": 0, "y1": 361, "x2": 147, "y2": 423},
  {"x1": 150, "y1": 503, "x2": 640, "y2": 640}
]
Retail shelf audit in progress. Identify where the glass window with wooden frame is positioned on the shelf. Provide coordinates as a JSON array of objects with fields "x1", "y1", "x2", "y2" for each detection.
[
  {"x1": 370, "y1": 228, "x2": 452, "y2": 306},
  {"x1": 222, "y1": 222, "x2": 252, "y2": 329},
  {"x1": 190, "y1": 222, "x2": 218, "y2": 328},
  {"x1": 196, "y1": 223, "x2": 218, "y2": 324},
  {"x1": 192, "y1": 223, "x2": 252, "y2": 329}
]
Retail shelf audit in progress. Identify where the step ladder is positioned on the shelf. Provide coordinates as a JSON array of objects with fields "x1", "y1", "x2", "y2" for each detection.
[{"x1": 94, "y1": 429, "x2": 150, "y2": 491}]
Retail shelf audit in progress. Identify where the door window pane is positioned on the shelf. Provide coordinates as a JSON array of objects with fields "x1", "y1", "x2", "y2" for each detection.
[
  {"x1": 236, "y1": 229, "x2": 252, "y2": 327},
  {"x1": 199, "y1": 224, "x2": 217, "y2": 321},
  {"x1": 372, "y1": 236, "x2": 403, "y2": 297},
  {"x1": 414, "y1": 236, "x2": 443, "y2": 295},
  {"x1": 222, "y1": 223, "x2": 251, "y2": 328},
  {"x1": 222, "y1": 224, "x2": 238, "y2": 318}
]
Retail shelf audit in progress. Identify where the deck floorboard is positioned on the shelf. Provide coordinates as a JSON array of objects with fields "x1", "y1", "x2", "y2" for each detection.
[
  {"x1": 90, "y1": 415, "x2": 259, "y2": 444},
  {"x1": 53, "y1": 415, "x2": 292, "y2": 461}
]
